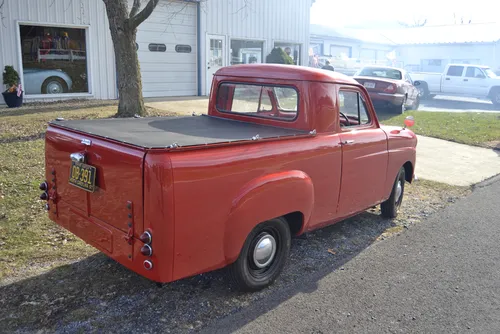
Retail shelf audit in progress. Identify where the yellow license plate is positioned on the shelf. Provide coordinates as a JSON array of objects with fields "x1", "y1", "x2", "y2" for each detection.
[{"x1": 69, "y1": 161, "x2": 97, "y2": 192}]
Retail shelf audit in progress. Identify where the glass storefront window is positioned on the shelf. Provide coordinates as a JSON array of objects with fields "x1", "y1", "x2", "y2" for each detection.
[
  {"x1": 274, "y1": 42, "x2": 302, "y2": 65},
  {"x1": 19, "y1": 25, "x2": 89, "y2": 95},
  {"x1": 230, "y1": 40, "x2": 264, "y2": 65}
]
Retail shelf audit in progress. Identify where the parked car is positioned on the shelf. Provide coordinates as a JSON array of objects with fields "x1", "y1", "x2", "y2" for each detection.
[
  {"x1": 23, "y1": 68, "x2": 73, "y2": 95},
  {"x1": 40, "y1": 64, "x2": 417, "y2": 291},
  {"x1": 410, "y1": 64, "x2": 500, "y2": 107},
  {"x1": 353, "y1": 66, "x2": 420, "y2": 114}
]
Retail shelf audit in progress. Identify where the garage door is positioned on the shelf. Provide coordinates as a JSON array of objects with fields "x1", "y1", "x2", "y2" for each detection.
[
  {"x1": 136, "y1": 1, "x2": 197, "y2": 97},
  {"x1": 330, "y1": 45, "x2": 351, "y2": 58}
]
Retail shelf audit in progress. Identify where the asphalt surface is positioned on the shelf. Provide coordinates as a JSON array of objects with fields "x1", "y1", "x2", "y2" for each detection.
[
  {"x1": 419, "y1": 95, "x2": 500, "y2": 113},
  {"x1": 202, "y1": 176, "x2": 500, "y2": 334}
]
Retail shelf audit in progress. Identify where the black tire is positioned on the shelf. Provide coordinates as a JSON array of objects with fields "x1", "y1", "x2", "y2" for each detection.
[
  {"x1": 381, "y1": 167, "x2": 406, "y2": 218},
  {"x1": 391, "y1": 96, "x2": 405, "y2": 114},
  {"x1": 230, "y1": 217, "x2": 291, "y2": 292},
  {"x1": 41, "y1": 77, "x2": 68, "y2": 94},
  {"x1": 490, "y1": 89, "x2": 500, "y2": 108},
  {"x1": 416, "y1": 82, "x2": 429, "y2": 100}
]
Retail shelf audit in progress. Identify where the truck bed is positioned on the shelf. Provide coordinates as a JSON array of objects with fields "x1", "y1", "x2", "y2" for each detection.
[{"x1": 50, "y1": 115, "x2": 308, "y2": 149}]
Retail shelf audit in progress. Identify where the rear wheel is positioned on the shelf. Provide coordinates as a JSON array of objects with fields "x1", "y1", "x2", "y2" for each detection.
[
  {"x1": 230, "y1": 217, "x2": 291, "y2": 291},
  {"x1": 381, "y1": 167, "x2": 406, "y2": 218},
  {"x1": 391, "y1": 96, "x2": 406, "y2": 114},
  {"x1": 41, "y1": 77, "x2": 68, "y2": 94},
  {"x1": 490, "y1": 89, "x2": 500, "y2": 108}
]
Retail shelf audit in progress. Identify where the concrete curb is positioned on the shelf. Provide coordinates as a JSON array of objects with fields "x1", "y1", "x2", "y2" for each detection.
[{"x1": 472, "y1": 173, "x2": 500, "y2": 189}]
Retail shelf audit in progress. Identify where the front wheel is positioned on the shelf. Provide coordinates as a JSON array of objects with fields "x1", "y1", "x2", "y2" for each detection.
[
  {"x1": 381, "y1": 167, "x2": 406, "y2": 218},
  {"x1": 229, "y1": 217, "x2": 291, "y2": 291}
]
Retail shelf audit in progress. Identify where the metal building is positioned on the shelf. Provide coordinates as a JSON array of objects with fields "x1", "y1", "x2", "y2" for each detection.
[{"x1": 0, "y1": 0, "x2": 313, "y2": 104}]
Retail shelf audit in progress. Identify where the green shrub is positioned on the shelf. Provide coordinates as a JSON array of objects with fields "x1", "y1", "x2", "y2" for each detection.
[
  {"x1": 266, "y1": 47, "x2": 294, "y2": 65},
  {"x1": 3, "y1": 66, "x2": 20, "y2": 89}
]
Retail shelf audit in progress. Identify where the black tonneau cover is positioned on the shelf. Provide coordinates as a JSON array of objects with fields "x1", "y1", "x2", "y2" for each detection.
[{"x1": 50, "y1": 115, "x2": 308, "y2": 149}]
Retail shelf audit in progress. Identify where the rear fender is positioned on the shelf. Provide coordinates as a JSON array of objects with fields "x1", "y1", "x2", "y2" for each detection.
[{"x1": 223, "y1": 170, "x2": 314, "y2": 263}]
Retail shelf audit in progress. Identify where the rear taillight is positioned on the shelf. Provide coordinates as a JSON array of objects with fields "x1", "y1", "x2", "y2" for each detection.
[
  {"x1": 384, "y1": 84, "x2": 397, "y2": 93},
  {"x1": 40, "y1": 192, "x2": 48, "y2": 200},
  {"x1": 144, "y1": 260, "x2": 153, "y2": 270},
  {"x1": 141, "y1": 244, "x2": 153, "y2": 256},
  {"x1": 139, "y1": 231, "x2": 152, "y2": 244},
  {"x1": 39, "y1": 182, "x2": 48, "y2": 191}
]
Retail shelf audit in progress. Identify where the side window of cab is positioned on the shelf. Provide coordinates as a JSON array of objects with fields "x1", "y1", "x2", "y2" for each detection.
[{"x1": 338, "y1": 90, "x2": 371, "y2": 128}]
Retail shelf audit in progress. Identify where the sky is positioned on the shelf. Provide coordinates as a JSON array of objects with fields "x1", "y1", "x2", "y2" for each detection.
[{"x1": 310, "y1": 0, "x2": 498, "y2": 28}]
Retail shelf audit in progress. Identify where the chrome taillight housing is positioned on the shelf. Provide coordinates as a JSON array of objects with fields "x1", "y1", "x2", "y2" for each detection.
[
  {"x1": 139, "y1": 231, "x2": 152, "y2": 244},
  {"x1": 140, "y1": 244, "x2": 153, "y2": 257}
]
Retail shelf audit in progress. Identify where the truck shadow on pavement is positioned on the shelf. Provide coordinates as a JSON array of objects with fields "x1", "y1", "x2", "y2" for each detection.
[{"x1": 1, "y1": 211, "x2": 396, "y2": 333}]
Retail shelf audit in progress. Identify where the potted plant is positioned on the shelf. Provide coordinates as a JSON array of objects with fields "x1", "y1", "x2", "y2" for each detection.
[{"x1": 2, "y1": 66, "x2": 23, "y2": 108}]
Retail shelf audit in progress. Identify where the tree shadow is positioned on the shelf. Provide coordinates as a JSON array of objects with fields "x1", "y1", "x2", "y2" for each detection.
[{"x1": 0, "y1": 211, "x2": 397, "y2": 333}]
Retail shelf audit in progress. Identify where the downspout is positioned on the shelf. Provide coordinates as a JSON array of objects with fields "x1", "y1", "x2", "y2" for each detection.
[{"x1": 197, "y1": 2, "x2": 202, "y2": 96}]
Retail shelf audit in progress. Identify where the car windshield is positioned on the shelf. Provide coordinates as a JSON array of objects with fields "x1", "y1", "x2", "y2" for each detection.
[
  {"x1": 484, "y1": 69, "x2": 497, "y2": 78},
  {"x1": 357, "y1": 67, "x2": 402, "y2": 80}
]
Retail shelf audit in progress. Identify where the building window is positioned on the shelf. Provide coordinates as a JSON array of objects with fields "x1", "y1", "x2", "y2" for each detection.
[
  {"x1": 216, "y1": 83, "x2": 298, "y2": 121},
  {"x1": 19, "y1": 24, "x2": 89, "y2": 95},
  {"x1": 230, "y1": 40, "x2": 264, "y2": 65},
  {"x1": 274, "y1": 42, "x2": 302, "y2": 65},
  {"x1": 175, "y1": 45, "x2": 192, "y2": 53},
  {"x1": 148, "y1": 43, "x2": 166, "y2": 52}
]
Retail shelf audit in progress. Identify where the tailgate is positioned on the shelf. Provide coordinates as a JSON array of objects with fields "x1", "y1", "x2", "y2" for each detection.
[{"x1": 45, "y1": 125, "x2": 145, "y2": 234}]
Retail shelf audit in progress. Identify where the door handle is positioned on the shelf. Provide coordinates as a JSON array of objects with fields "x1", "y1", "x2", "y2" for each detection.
[
  {"x1": 342, "y1": 140, "x2": 355, "y2": 145},
  {"x1": 464, "y1": 79, "x2": 468, "y2": 81},
  {"x1": 445, "y1": 78, "x2": 451, "y2": 80}
]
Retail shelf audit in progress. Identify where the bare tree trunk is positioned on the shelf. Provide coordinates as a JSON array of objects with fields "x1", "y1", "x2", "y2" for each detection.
[{"x1": 103, "y1": 0, "x2": 149, "y2": 118}]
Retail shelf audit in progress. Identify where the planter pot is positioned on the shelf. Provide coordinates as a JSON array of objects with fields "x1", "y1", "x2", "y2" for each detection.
[{"x1": 2, "y1": 91, "x2": 23, "y2": 108}]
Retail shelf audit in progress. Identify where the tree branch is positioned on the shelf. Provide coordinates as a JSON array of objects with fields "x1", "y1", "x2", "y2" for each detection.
[
  {"x1": 0, "y1": 0, "x2": 6, "y2": 28},
  {"x1": 130, "y1": 0, "x2": 141, "y2": 18},
  {"x1": 128, "y1": 0, "x2": 159, "y2": 29}
]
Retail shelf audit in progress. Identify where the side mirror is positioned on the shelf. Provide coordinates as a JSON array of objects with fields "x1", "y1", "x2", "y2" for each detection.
[{"x1": 404, "y1": 115, "x2": 415, "y2": 129}]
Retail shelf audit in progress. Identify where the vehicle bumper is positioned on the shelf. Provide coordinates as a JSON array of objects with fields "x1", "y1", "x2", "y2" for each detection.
[{"x1": 368, "y1": 92, "x2": 405, "y2": 107}]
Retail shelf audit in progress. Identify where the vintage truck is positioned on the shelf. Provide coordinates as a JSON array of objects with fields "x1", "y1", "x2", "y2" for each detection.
[
  {"x1": 411, "y1": 63, "x2": 500, "y2": 107},
  {"x1": 40, "y1": 64, "x2": 417, "y2": 291}
]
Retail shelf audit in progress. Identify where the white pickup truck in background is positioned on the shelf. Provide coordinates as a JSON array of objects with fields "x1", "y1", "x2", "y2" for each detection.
[{"x1": 410, "y1": 64, "x2": 500, "y2": 108}]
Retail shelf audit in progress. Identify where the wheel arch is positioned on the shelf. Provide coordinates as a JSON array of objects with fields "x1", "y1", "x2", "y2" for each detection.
[
  {"x1": 403, "y1": 161, "x2": 414, "y2": 183},
  {"x1": 223, "y1": 170, "x2": 314, "y2": 264}
]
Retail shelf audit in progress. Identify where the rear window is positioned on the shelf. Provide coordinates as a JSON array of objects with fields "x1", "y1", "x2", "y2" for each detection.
[
  {"x1": 216, "y1": 83, "x2": 298, "y2": 121},
  {"x1": 447, "y1": 66, "x2": 464, "y2": 76},
  {"x1": 357, "y1": 67, "x2": 402, "y2": 80}
]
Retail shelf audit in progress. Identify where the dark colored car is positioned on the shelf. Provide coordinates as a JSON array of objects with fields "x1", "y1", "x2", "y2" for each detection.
[{"x1": 354, "y1": 66, "x2": 419, "y2": 113}]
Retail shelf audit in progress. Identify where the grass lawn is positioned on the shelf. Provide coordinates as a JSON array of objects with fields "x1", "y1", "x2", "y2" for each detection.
[
  {"x1": 0, "y1": 103, "x2": 174, "y2": 280},
  {"x1": 378, "y1": 111, "x2": 500, "y2": 148}
]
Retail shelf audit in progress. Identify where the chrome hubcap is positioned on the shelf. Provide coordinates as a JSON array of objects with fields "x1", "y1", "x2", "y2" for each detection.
[
  {"x1": 253, "y1": 233, "x2": 277, "y2": 268},
  {"x1": 395, "y1": 180, "x2": 403, "y2": 202},
  {"x1": 47, "y1": 81, "x2": 63, "y2": 94}
]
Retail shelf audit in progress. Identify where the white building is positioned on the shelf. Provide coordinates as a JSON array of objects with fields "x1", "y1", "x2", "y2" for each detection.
[
  {"x1": 0, "y1": 0, "x2": 313, "y2": 104},
  {"x1": 310, "y1": 22, "x2": 500, "y2": 75}
]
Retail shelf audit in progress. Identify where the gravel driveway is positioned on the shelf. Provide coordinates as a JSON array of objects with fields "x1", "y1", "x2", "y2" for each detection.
[{"x1": 0, "y1": 181, "x2": 469, "y2": 333}]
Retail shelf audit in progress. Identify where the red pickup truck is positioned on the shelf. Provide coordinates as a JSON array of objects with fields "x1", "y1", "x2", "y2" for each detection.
[{"x1": 40, "y1": 64, "x2": 417, "y2": 291}]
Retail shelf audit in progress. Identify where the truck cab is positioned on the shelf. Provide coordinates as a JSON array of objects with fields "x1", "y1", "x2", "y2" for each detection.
[{"x1": 412, "y1": 64, "x2": 500, "y2": 107}]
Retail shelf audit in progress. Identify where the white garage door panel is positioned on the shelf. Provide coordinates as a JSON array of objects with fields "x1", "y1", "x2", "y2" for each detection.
[
  {"x1": 330, "y1": 45, "x2": 351, "y2": 57},
  {"x1": 136, "y1": 1, "x2": 197, "y2": 97},
  {"x1": 140, "y1": 63, "x2": 196, "y2": 73},
  {"x1": 141, "y1": 72, "x2": 197, "y2": 83}
]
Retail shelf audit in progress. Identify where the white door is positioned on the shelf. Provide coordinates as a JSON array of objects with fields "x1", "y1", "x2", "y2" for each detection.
[
  {"x1": 136, "y1": 1, "x2": 197, "y2": 97},
  {"x1": 206, "y1": 35, "x2": 226, "y2": 96},
  {"x1": 442, "y1": 65, "x2": 465, "y2": 94},
  {"x1": 462, "y1": 66, "x2": 490, "y2": 96}
]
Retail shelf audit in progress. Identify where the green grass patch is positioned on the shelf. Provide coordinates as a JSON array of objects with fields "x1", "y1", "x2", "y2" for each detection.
[
  {"x1": 0, "y1": 103, "x2": 175, "y2": 280},
  {"x1": 378, "y1": 111, "x2": 500, "y2": 147}
]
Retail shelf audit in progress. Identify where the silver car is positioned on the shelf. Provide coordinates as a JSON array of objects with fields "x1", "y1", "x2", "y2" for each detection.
[{"x1": 23, "y1": 68, "x2": 73, "y2": 95}]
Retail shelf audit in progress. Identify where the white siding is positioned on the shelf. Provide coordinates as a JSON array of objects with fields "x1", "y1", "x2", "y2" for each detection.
[
  {"x1": 0, "y1": 0, "x2": 117, "y2": 103},
  {"x1": 200, "y1": 0, "x2": 312, "y2": 95},
  {"x1": 321, "y1": 39, "x2": 393, "y2": 60},
  {"x1": 396, "y1": 44, "x2": 500, "y2": 73}
]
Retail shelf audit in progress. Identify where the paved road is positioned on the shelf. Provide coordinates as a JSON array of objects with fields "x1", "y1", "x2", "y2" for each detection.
[
  {"x1": 202, "y1": 177, "x2": 500, "y2": 334},
  {"x1": 419, "y1": 95, "x2": 500, "y2": 113}
]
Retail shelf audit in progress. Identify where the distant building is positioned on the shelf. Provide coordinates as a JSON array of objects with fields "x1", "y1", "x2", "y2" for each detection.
[{"x1": 310, "y1": 22, "x2": 500, "y2": 75}]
